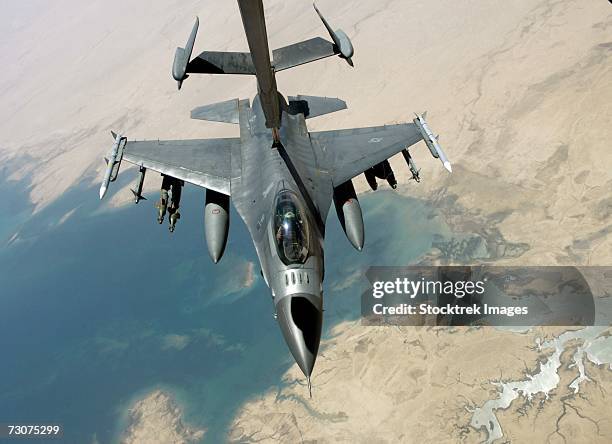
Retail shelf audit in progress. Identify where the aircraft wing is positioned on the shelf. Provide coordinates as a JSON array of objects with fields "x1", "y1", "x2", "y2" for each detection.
[
  {"x1": 309, "y1": 123, "x2": 423, "y2": 186},
  {"x1": 122, "y1": 138, "x2": 238, "y2": 195}
]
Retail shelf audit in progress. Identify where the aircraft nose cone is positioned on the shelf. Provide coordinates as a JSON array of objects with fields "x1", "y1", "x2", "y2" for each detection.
[{"x1": 276, "y1": 294, "x2": 323, "y2": 377}]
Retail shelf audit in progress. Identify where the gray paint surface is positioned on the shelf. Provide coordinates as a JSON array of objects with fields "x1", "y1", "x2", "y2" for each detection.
[{"x1": 100, "y1": 0, "x2": 450, "y2": 382}]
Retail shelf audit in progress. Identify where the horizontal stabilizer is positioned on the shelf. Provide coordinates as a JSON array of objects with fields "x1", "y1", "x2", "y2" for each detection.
[
  {"x1": 288, "y1": 95, "x2": 346, "y2": 119},
  {"x1": 273, "y1": 37, "x2": 338, "y2": 72},
  {"x1": 191, "y1": 98, "x2": 240, "y2": 124},
  {"x1": 187, "y1": 51, "x2": 255, "y2": 75}
]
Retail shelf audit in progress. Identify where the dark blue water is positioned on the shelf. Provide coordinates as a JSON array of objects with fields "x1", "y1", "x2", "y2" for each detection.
[
  {"x1": 0, "y1": 178, "x2": 446, "y2": 443},
  {"x1": 0, "y1": 168, "x2": 34, "y2": 243}
]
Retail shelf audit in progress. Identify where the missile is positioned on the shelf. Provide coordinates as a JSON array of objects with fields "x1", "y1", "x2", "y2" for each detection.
[
  {"x1": 130, "y1": 165, "x2": 147, "y2": 204},
  {"x1": 99, "y1": 132, "x2": 124, "y2": 199},
  {"x1": 401, "y1": 149, "x2": 421, "y2": 182},
  {"x1": 413, "y1": 113, "x2": 452, "y2": 173}
]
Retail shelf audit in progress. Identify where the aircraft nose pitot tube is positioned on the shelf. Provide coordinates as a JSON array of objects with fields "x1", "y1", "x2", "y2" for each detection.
[
  {"x1": 204, "y1": 189, "x2": 230, "y2": 263},
  {"x1": 333, "y1": 180, "x2": 364, "y2": 251},
  {"x1": 275, "y1": 294, "x2": 323, "y2": 378}
]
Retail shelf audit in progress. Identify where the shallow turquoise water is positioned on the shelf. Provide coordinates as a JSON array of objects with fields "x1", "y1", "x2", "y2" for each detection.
[{"x1": 0, "y1": 180, "x2": 447, "y2": 443}]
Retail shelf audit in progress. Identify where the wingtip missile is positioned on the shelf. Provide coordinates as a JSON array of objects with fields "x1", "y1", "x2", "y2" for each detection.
[
  {"x1": 99, "y1": 132, "x2": 125, "y2": 200},
  {"x1": 413, "y1": 113, "x2": 452, "y2": 174}
]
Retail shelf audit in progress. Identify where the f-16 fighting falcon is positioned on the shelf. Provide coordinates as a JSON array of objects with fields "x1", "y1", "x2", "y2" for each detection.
[{"x1": 98, "y1": 0, "x2": 452, "y2": 391}]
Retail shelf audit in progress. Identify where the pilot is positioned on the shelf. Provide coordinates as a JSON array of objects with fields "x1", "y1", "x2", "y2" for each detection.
[
  {"x1": 276, "y1": 211, "x2": 292, "y2": 241},
  {"x1": 276, "y1": 209, "x2": 307, "y2": 260}
]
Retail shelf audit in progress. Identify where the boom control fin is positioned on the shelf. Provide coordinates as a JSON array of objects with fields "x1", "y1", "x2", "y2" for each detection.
[
  {"x1": 172, "y1": 17, "x2": 199, "y2": 90},
  {"x1": 313, "y1": 3, "x2": 354, "y2": 66}
]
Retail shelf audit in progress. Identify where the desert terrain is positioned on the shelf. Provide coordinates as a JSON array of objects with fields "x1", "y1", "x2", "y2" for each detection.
[{"x1": 2, "y1": 0, "x2": 611, "y2": 442}]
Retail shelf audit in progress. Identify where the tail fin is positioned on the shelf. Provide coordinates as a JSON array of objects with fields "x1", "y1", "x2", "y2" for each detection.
[{"x1": 130, "y1": 188, "x2": 147, "y2": 204}]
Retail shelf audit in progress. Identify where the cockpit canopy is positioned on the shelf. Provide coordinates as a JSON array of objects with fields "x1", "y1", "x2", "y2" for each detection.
[{"x1": 273, "y1": 190, "x2": 310, "y2": 265}]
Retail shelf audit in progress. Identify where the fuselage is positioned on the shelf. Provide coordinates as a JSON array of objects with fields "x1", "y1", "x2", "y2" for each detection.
[
  {"x1": 229, "y1": 93, "x2": 333, "y2": 377},
  {"x1": 223, "y1": 0, "x2": 336, "y2": 378}
]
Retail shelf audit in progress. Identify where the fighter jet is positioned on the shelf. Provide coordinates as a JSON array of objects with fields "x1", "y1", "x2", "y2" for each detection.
[{"x1": 99, "y1": 0, "x2": 452, "y2": 388}]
